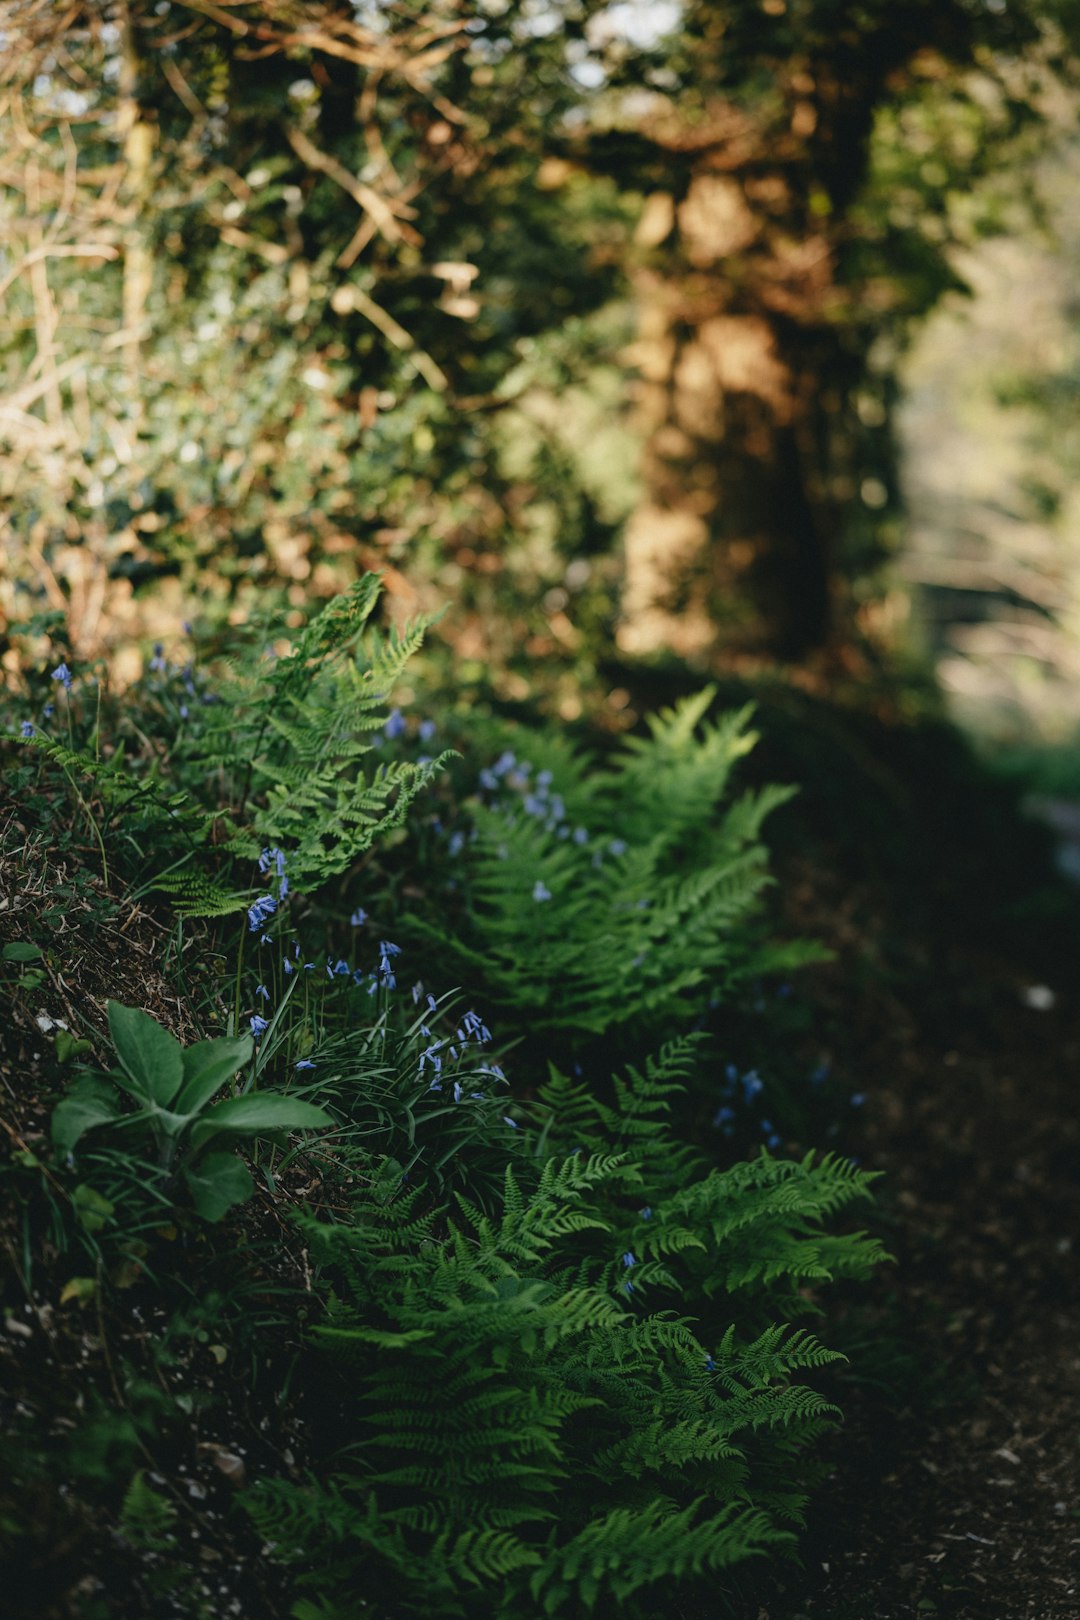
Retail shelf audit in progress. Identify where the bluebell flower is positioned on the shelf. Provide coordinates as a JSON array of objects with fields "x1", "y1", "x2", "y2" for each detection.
[
  {"x1": 179, "y1": 704, "x2": 189, "y2": 720},
  {"x1": 333, "y1": 959, "x2": 350, "y2": 977},
  {"x1": 260, "y1": 934, "x2": 272, "y2": 946},
  {"x1": 42, "y1": 703, "x2": 54, "y2": 718},
  {"x1": 419, "y1": 718, "x2": 436, "y2": 742},
  {"x1": 713, "y1": 1105, "x2": 735, "y2": 1128},
  {"x1": 149, "y1": 644, "x2": 167, "y2": 673},
  {"x1": 536, "y1": 769, "x2": 553, "y2": 790},
  {"x1": 256, "y1": 983, "x2": 270, "y2": 1001},
  {"x1": 283, "y1": 957, "x2": 294, "y2": 976},
  {"x1": 19, "y1": 721, "x2": 33, "y2": 739},
  {"x1": 51, "y1": 662, "x2": 72, "y2": 691},
  {"x1": 247, "y1": 894, "x2": 276, "y2": 932},
  {"x1": 494, "y1": 750, "x2": 516, "y2": 775},
  {"x1": 705, "y1": 1355, "x2": 717, "y2": 1372},
  {"x1": 350, "y1": 907, "x2": 368, "y2": 927},
  {"x1": 280, "y1": 875, "x2": 289, "y2": 898},
  {"x1": 448, "y1": 830, "x2": 465, "y2": 857},
  {"x1": 503, "y1": 1115, "x2": 518, "y2": 1129},
  {"x1": 532, "y1": 880, "x2": 552, "y2": 902},
  {"x1": 419, "y1": 1045, "x2": 443, "y2": 1076},
  {"x1": 384, "y1": 707, "x2": 406, "y2": 739},
  {"x1": 766, "y1": 1133, "x2": 782, "y2": 1150},
  {"x1": 623, "y1": 1281, "x2": 634, "y2": 1296},
  {"x1": 640, "y1": 1206, "x2": 653, "y2": 1220},
  {"x1": 461, "y1": 1009, "x2": 491, "y2": 1043},
  {"x1": 741, "y1": 1070, "x2": 763, "y2": 1102},
  {"x1": 549, "y1": 794, "x2": 565, "y2": 822},
  {"x1": 250, "y1": 1014, "x2": 269, "y2": 1038},
  {"x1": 523, "y1": 793, "x2": 545, "y2": 817},
  {"x1": 294, "y1": 1059, "x2": 316, "y2": 1071},
  {"x1": 453, "y1": 1081, "x2": 463, "y2": 1103},
  {"x1": 608, "y1": 838, "x2": 627, "y2": 856},
  {"x1": 572, "y1": 826, "x2": 589, "y2": 845},
  {"x1": 621, "y1": 1251, "x2": 636, "y2": 1268},
  {"x1": 478, "y1": 768, "x2": 499, "y2": 791}
]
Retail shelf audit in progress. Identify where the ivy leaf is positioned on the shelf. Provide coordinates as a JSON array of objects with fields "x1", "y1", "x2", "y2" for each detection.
[
  {"x1": 183, "y1": 1151, "x2": 254, "y2": 1222},
  {"x1": 107, "y1": 1001, "x2": 184, "y2": 1107}
]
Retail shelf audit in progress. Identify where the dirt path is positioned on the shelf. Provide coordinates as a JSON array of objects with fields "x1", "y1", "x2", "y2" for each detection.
[{"x1": 766, "y1": 882, "x2": 1080, "y2": 1619}]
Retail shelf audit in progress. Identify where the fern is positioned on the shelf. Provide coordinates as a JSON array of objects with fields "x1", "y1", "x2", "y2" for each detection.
[
  {"x1": 242, "y1": 1042, "x2": 885, "y2": 1619},
  {"x1": 403, "y1": 689, "x2": 821, "y2": 1048}
]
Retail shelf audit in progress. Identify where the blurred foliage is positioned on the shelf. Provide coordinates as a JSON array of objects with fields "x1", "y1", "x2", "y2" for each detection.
[{"x1": 0, "y1": 0, "x2": 1078, "y2": 689}]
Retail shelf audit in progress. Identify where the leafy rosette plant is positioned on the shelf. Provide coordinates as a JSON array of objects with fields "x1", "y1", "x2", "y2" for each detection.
[{"x1": 52, "y1": 1002, "x2": 333, "y2": 1221}]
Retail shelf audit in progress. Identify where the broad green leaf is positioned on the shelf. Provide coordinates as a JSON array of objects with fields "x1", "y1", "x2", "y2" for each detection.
[
  {"x1": 177, "y1": 1034, "x2": 253, "y2": 1115},
  {"x1": 183, "y1": 1151, "x2": 254, "y2": 1222},
  {"x1": 2, "y1": 941, "x2": 43, "y2": 962},
  {"x1": 52, "y1": 1080, "x2": 120, "y2": 1153},
  {"x1": 189, "y1": 1093, "x2": 334, "y2": 1152},
  {"x1": 108, "y1": 1001, "x2": 184, "y2": 1107}
]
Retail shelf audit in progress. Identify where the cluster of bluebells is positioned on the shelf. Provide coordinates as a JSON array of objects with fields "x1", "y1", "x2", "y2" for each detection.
[
  {"x1": 16, "y1": 659, "x2": 74, "y2": 737},
  {"x1": 712, "y1": 1063, "x2": 781, "y2": 1151},
  {"x1": 437, "y1": 745, "x2": 636, "y2": 909},
  {"x1": 242, "y1": 927, "x2": 518, "y2": 1136},
  {"x1": 375, "y1": 706, "x2": 437, "y2": 761},
  {"x1": 140, "y1": 629, "x2": 219, "y2": 723},
  {"x1": 415, "y1": 986, "x2": 511, "y2": 1119}
]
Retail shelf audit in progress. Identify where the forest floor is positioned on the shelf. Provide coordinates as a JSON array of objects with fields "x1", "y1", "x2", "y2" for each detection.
[{"x1": 760, "y1": 846, "x2": 1080, "y2": 1620}]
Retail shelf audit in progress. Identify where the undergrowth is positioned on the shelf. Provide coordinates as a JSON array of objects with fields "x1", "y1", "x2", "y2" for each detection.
[{"x1": 0, "y1": 576, "x2": 884, "y2": 1619}]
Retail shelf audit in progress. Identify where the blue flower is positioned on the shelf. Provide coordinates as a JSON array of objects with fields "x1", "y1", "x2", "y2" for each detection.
[
  {"x1": 640, "y1": 1206, "x2": 653, "y2": 1221},
  {"x1": 350, "y1": 907, "x2": 368, "y2": 926},
  {"x1": 494, "y1": 750, "x2": 516, "y2": 775},
  {"x1": 256, "y1": 983, "x2": 270, "y2": 1001},
  {"x1": 384, "y1": 707, "x2": 406, "y2": 739},
  {"x1": 608, "y1": 838, "x2": 627, "y2": 856},
  {"x1": 741, "y1": 1070, "x2": 763, "y2": 1103},
  {"x1": 247, "y1": 894, "x2": 276, "y2": 933},
  {"x1": 283, "y1": 957, "x2": 294, "y2": 976},
  {"x1": 532, "y1": 880, "x2": 552, "y2": 902},
  {"x1": 294, "y1": 1059, "x2": 316, "y2": 1071},
  {"x1": 42, "y1": 703, "x2": 54, "y2": 718},
  {"x1": 461, "y1": 1009, "x2": 491, "y2": 1043},
  {"x1": 249, "y1": 1014, "x2": 269, "y2": 1038},
  {"x1": 419, "y1": 719, "x2": 436, "y2": 742},
  {"x1": 572, "y1": 826, "x2": 589, "y2": 845},
  {"x1": 149, "y1": 644, "x2": 167, "y2": 673},
  {"x1": 19, "y1": 721, "x2": 33, "y2": 739},
  {"x1": 478, "y1": 768, "x2": 499, "y2": 791},
  {"x1": 503, "y1": 1115, "x2": 518, "y2": 1129},
  {"x1": 850, "y1": 1093, "x2": 866, "y2": 1108},
  {"x1": 705, "y1": 1355, "x2": 717, "y2": 1372},
  {"x1": 448, "y1": 830, "x2": 466, "y2": 857},
  {"x1": 51, "y1": 662, "x2": 72, "y2": 691},
  {"x1": 621, "y1": 1251, "x2": 636, "y2": 1268},
  {"x1": 536, "y1": 769, "x2": 553, "y2": 790}
]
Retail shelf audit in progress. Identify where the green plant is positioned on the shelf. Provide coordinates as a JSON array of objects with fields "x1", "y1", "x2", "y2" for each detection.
[
  {"x1": 52, "y1": 1001, "x2": 334, "y2": 1222},
  {"x1": 17, "y1": 575, "x2": 451, "y2": 923},
  {"x1": 384, "y1": 691, "x2": 820, "y2": 1059},
  {"x1": 242, "y1": 1040, "x2": 885, "y2": 1619}
]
